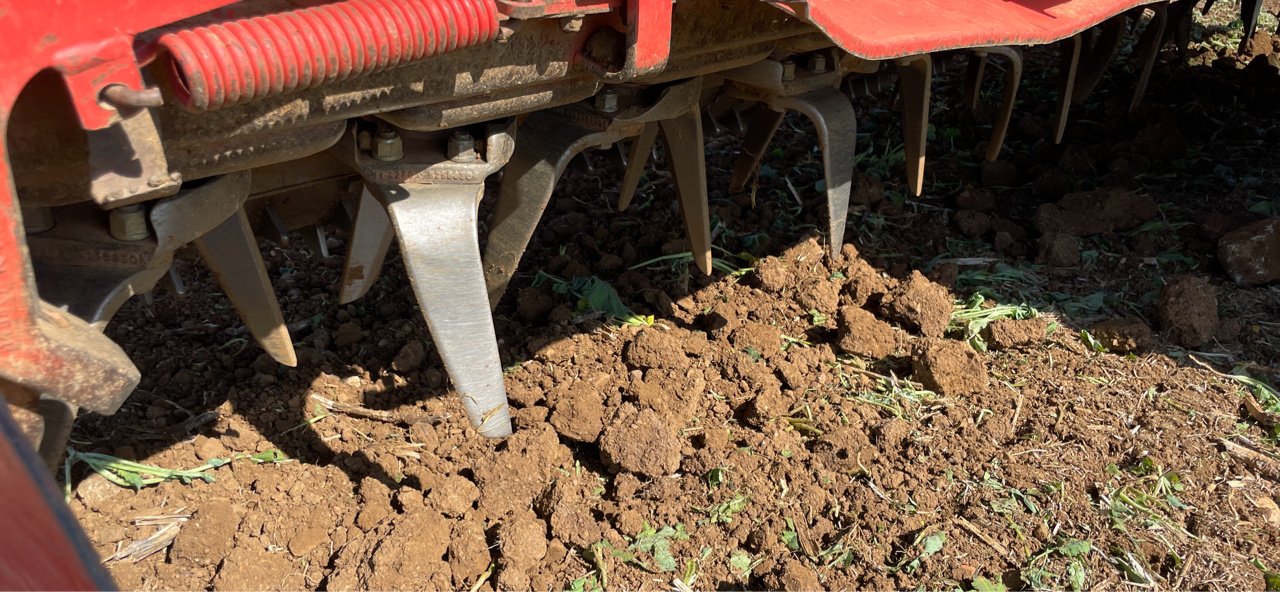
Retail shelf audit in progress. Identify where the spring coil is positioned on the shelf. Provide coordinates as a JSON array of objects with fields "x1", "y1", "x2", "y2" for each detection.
[{"x1": 158, "y1": 0, "x2": 499, "y2": 111}]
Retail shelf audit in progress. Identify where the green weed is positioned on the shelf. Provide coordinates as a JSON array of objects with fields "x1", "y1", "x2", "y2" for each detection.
[
  {"x1": 65, "y1": 448, "x2": 288, "y2": 491},
  {"x1": 949, "y1": 293, "x2": 1039, "y2": 352},
  {"x1": 533, "y1": 272, "x2": 653, "y2": 326}
]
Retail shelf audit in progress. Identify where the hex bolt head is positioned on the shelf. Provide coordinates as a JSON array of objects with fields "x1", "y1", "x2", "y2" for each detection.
[
  {"x1": 109, "y1": 204, "x2": 150, "y2": 242},
  {"x1": 373, "y1": 129, "x2": 404, "y2": 161},
  {"x1": 595, "y1": 88, "x2": 619, "y2": 113},
  {"x1": 447, "y1": 130, "x2": 478, "y2": 162},
  {"x1": 780, "y1": 59, "x2": 797, "y2": 82},
  {"x1": 807, "y1": 53, "x2": 828, "y2": 74},
  {"x1": 21, "y1": 206, "x2": 54, "y2": 234}
]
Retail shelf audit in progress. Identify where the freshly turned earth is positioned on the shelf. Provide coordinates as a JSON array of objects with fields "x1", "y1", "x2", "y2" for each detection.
[{"x1": 65, "y1": 20, "x2": 1280, "y2": 592}]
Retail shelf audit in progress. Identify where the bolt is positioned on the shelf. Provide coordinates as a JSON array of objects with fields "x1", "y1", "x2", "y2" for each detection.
[
  {"x1": 807, "y1": 53, "x2": 828, "y2": 74},
  {"x1": 373, "y1": 129, "x2": 404, "y2": 161},
  {"x1": 21, "y1": 206, "x2": 53, "y2": 234},
  {"x1": 109, "y1": 204, "x2": 150, "y2": 241},
  {"x1": 595, "y1": 88, "x2": 619, "y2": 113},
  {"x1": 780, "y1": 59, "x2": 797, "y2": 82},
  {"x1": 560, "y1": 15, "x2": 584, "y2": 33},
  {"x1": 447, "y1": 130, "x2": 478, "y2": 162}
]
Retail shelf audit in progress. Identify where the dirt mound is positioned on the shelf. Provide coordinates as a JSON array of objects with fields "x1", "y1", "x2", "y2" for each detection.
[
  {"x1": 1034, "y1": 188, "x2": 1158, "y2": 236},
  {"x1": 836, "y1": 305, "x2": 899, "y2": 358},
  {"x1": 599, "y1": 405, "x2": 682, "y2": 477},
  {"x1": 982, "y1": 318, "x2": 1048, "y2": 350},
  {"x1": 1157, "y1": 276, "x2": 1220, "y2": 347},
  {"x1": 1090, "y1": 316, "x2": 1154, "y2": 353},
  {"x1": 911, "y1": 338, "x2": 988, "y2": 396},
  {"x1": 881, "y1": 271, "x2": 953, "y2": 338},
  {"x1": 1218, "y1": 218, "x2": 1280, "y2": 286}
]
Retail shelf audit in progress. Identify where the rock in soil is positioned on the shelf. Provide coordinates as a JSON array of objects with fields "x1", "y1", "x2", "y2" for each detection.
[
  {"x1": 982, "y1": 318, "x2": 1048, "y2": 350},
  {"x1": 1037, "y1": 233, "x2": 1082, "y2": 267},
  {"x1": 1090, "y1": 316, "x2": 1154, "y2": 353},
  {"x1": 599, "y1": 405, "x2": 682, "y2": 477},
  {"x1": 1157, "y1": 276, "x2": 1220, "y2": 348},
  {"x1": 391, "y1": 340, "x2": 427, "y2": 373},
  {"x1": 1218, "y1": 218, "x2": 1280, "y2": 286},
  {"x1": 836, "y1": 305, "x2": 899, "y2": 358},
  {"x1": 912, "y1": 339, "x2": 989, "y2": 396},
  {"x1": 1034, "y1": 188, "x2": 1158, "y2": 236},
  {"x1": 881, "y1": 271, "x2": 953, "y2": 338}
]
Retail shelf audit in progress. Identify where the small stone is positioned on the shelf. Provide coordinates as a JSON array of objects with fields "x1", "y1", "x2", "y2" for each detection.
[
  {"x1": 1218, "y1": 218, "x2": 1280, "y2": 287},
  {"x1": 193, "y1": 435, "x2": 228, "y2": 461},
  {"x1": 1157, "y1": 276, "x2": 1219, "y2": 348},
  {"x1": 955, "y1": 210, "x2": 992, "y2": 238},
  {"x1": 392, "y1": 341, "x2": 427, "y2": 373},
  {"x1": 1038, "y1": 233, "x2": 1081, "y2": 267},
  {"x1": 334, "y1": 321, "x2": 365, "y2": 347}
]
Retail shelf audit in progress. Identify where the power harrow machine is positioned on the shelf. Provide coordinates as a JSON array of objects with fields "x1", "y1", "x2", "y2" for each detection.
[{"x1": 0, "y1": 0, "x2": 1269, "y2": 586}]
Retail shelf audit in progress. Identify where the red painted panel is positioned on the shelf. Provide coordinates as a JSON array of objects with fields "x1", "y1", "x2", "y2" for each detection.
[{"x1": 771, "y1": 0, "x2": 1159, "y2": 59}]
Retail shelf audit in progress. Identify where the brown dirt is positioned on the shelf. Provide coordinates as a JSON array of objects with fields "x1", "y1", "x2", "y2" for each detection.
[
  {"x1": 58, "y1": 15, "x2": 1280, "y2": 592},
  {"x1": 1158, "y1": 275, "x2": 1221, "y2": 348},
  {"x1": 1090, "y1": 316, "x2": 1155, "y2": 353}
]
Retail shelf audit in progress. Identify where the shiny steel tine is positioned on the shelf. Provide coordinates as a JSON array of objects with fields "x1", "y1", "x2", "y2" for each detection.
[
  {"x1": 775, "y1": 87, "x2": 856, "y2": 258},
  {"x1": 728, "y1": 106, "x2": 786, "y2": 194},
  {"x1": 338, "y1": 187, "x2": 394, "y2": 304},
  {"x1": 897, "y1": 54, "x2": 932, "y2": 197},
  {"x1": 618, "y1": 122, "x2": 659, "y2": 211},
  {"x1": 194, "y1": 208, "x2": 297, "y2": 367},
  {"x1": 983, "y1": 46, "x2": 1023, "y2": 162},
  {"x1": 1054, "y1": 34, "x2": 1083, "y2": 144},
  {"x1": 658, "y1": 107, "x2": 713, "y2": 275},
  {"x1": 380, "y1": 183, "x2": 512, "y2": 438}
]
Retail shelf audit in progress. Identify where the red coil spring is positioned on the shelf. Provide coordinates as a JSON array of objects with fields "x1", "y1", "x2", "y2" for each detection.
[{"x1": 158, "y1": 0, "x2": 499, "y2": 111}]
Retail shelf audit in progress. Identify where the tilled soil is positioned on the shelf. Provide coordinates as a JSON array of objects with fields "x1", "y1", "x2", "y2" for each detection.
[{"x1": 68, "y1": 11, "x2": 1280, "y2": 592}]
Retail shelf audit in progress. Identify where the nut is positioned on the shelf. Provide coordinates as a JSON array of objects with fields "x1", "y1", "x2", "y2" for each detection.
[
  {"x1": 109, "y1": 204, "x2": 150, "y2": 242},
  {"x1": 447, "y1": 130, "x2": 478, "y2": 162},
  {"x1": 560, "y1": 15, "x2": 584, "y2": 33},
  {"x1": 807, "y1": 53, "x2": 827, "y2": 74},
  {"x1": 595, "y1": 88, "x2": 619, "y2": 113},
  {"x1": 373, "y1": 129, "x2": 404, "y2": 161},
  {"x1": 780, "y1": 59, "x2": 797, "y2": 81}
]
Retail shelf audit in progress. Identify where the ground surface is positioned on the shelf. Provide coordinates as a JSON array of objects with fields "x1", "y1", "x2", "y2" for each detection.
[{"x1": 64, "y1": 7, "x2": 1280, "y2": 591}]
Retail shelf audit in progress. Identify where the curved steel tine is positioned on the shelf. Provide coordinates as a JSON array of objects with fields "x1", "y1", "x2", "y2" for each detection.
[
  {"x1": 728, "y1": 106, "x2": 786, "y2": 194},
  {"x1": 1054, "y1": 34, "x2": 1083, "y2": 144},
  {"x1": 982, "y1": 46, "x2": 1023, "y2": 162},
  {"x1": 771, "y1": 87, "x2": 857, "y2": 257},
  {"x1": 964, "y1": 50, "x2": 989, "y2": 115},
  {"x1": 617, "y1": 122, "x2": 659, "y2": 211},
  {"x1": 484, "y1": 112, "x2": 626, "y2": 307},
  {"x1": 658, "y1": 107, "x2": 713, "y2": 275},
  {"x1": 338, "y1": 187, "x2": 394, "y2": 304},
  {"x1": 373, "y1": 183, "x2": 513, "y2": 438},
  {"x1": 1130, "y1": 3, "x2": 1169, "y2": 114},
  {"x1": 897, "y1": 54, "x2": 932, "y2": 197},
  {"x1": 194, "y1": 207, "x2": 298, "y2": 367},
  {"x1": 1073, "y1": 18, "x2": 1125, "y2": 104}
]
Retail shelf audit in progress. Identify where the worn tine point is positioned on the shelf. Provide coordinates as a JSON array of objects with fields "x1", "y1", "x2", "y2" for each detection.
[
  {"x1": 194, "y1": 208, "x2": 297, "y2": 367},
  {"x1": 1129, "y1": 3, "x2": 1168, "y2": 114},
  {"x1": 338, "y1": 187, "x2": 394, "y2": 304}
]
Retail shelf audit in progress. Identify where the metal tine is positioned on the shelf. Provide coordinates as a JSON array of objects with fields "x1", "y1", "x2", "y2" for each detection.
[
  {"x1": 1054, "y1": 34, "x2": 1083, "y2": 144},
  {"x1": 979, "y1": 46, "x2": 1023, "y2": 162},
  {"x1": 728, "y1": 106, "x2": 786, "y2": 194},
  {"x1": 261, "y1": 206, "x2": 291, "y2": 246},
  {"x1": 1072, "y1": 17, "x2": 1125, "y2": 104},
  {"x1": 1165, "y1": 0, "x2": 1197, "y2": 53},
  {"x1": 376, "y1": 183, "x2": 512, "y2": 438},
  {"x1": 302, "y1": 225, "x2": 330, "y2": 259},
  {"x1": 964, "y1": 51, "x2": 988, "y2": 115},
  {"x1": 483, "y1": 112, "x2": 629, "y2": 307},
  {"x1": 1130, "y1": 2, "x2": 1169, "y2": 114},
  {"x1": 897, "y1": 54, "x2": 932, "y2": 197},
  {"x1": 617, "y1": 122, "x2": 659, "y2": 211},
  {"x1": 193, "y1": 207, "x2": 298, "y2": 367},
  {"x1": 772, "y1": 87, "x2": 857, "y2": 257},
  {"x1": 160, "y1": 266, "x2": 187, "y2": 298},
  {"x1": 657, "y1": 107, "x2": 713, "y2": 275},
  {"x1": 1240, "y1": 0, "x2": 1263, "y2": 54},
  {"x1": 338, "y1": 187, "x2": 394, "y2": 304}
]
